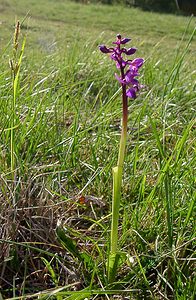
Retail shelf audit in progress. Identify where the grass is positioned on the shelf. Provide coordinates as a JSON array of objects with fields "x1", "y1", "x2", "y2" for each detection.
[{"x1": 0, "y1": 0, "x2": 195, "y2": 299}]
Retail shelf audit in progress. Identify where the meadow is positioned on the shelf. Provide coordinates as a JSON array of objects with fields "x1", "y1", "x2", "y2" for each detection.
[{"x1": 0, "y1": 0, "x2": 195, "y2": 299}]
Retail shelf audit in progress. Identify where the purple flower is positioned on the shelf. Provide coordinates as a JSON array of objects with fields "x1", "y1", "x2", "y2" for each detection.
[
  {"x1": 126, "y1": 88, "x2": 137, "y2": 99},
  {"x1": 113, "y1": 38, "x2": 131, "y2": 45},
  {"x1": 99, "y1": 45, "x2": 112, "y2": 53},
  {"x1": 99, "y1": 34, "x2": 144, "y2": 99},
  {"x1": 131, "y1": 58, "x2": 144, "y2": 68},
  {"x1": 120, "y1": 38, "x2": 131, "y2": 44},
  {"x1": 122, "y1": 47, "x2": 137, "y2": 55}
]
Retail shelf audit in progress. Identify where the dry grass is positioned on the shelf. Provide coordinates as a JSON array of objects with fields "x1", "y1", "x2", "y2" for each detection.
[{"x1": 0, "y1": 179, "x2": 108, "y2": 297}]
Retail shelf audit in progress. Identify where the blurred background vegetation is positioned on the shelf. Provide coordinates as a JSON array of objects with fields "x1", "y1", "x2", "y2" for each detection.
[{"x1": 74, "y1": 0, "x2": 196, "y2": 14}]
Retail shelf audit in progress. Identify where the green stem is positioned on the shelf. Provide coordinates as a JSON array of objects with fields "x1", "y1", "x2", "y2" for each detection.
[
  {"x1": 11, "y1": 74, "x2": 16, "y2": 175},
  {"x1": 111, "y1": 84, "x2": 128, "y2": 253},
  {"x1": 118, "y1": 84, "x2": 128, "y2": 168},
  {"x1": 108, "y1": 78, "x2": 128, "y2": 282}
]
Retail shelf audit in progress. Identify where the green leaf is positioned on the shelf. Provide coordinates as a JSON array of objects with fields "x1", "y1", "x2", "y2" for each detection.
[
  {"x1": 148, "y1": 115, "x2": 165, "y2": 159},
  {"x1": 41, "y1": 257, "x2": 58, "y2": 286},
  {"x1": 56, "y1": 224, "x2": 94, "y2": 272},
  {"x1": 56, "y1": 225, "x2": 81, "y2": 260}
]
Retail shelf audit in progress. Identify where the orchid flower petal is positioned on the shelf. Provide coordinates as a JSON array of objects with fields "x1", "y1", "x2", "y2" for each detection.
[
  {"x1": 124, "y1": 47, "x2": 137, "y2": 55},
  {"x1": 131, "y1": 58, "x2": 144, "y2": 68},
  {"x1": 126, "y1": 88, "x2": 137, "y2": 99},
  {"x1": 121, "y1": 38, "x2": 131, "y2": 44},
  {"x1": 115, "y1": 73, "x2": 125, "y2": 84},
  {"x1": 99, "y1": 45, "x2": 111, "y2": 53}
]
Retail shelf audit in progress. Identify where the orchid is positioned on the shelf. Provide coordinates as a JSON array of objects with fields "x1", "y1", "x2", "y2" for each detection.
[
  {"x1": 99, "y1": 35, "x2": 144, "y2": 283},
  {"x1": 99, "y1": 34, "x2": 143, "y2": 99}
]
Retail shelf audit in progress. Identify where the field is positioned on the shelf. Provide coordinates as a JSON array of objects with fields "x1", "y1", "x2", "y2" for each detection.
[{"x1": 0, "y1": 0, "x2": 195, "y2": 299}]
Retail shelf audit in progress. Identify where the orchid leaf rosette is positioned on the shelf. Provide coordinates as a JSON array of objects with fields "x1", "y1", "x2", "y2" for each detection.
[{"x1": 99, "y1": 34, "x2": 144, "y2": 282}]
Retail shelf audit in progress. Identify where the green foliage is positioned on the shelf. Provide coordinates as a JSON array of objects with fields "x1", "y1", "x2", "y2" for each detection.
[
  {"x1": 0, "y1": 0, "x2": 195, "y2": 299},
  {"x1": 134, "y1": 0, "x2": 177, "y2": 12},
  {"x1": 75, "y1": 0, "x2": 178, "y2": 13}
]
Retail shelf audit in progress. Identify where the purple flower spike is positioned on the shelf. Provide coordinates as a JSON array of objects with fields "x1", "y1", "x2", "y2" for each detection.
[{"x1": 99, "y1": 34, "x2": 144, "y2": 99}]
